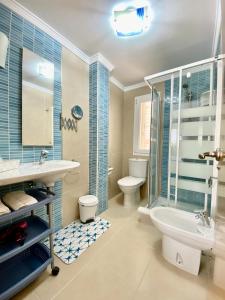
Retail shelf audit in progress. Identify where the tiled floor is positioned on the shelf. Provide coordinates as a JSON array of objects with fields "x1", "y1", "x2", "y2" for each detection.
[{"x1": 13, "y1": 196, "x2": 225, "y2": 300}]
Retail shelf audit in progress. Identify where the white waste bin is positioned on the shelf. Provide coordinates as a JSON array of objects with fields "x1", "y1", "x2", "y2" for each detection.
[{"x1": 78, "y1": 195, "x2": 98, "y2": 223}]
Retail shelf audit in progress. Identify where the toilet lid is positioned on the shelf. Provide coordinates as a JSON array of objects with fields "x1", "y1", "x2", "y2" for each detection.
[
  {"x1": 118, "y1": 176, "x2": 145, "y2": 187},
  {"x1": 79, "y1": 195, "x2": 98, "y2": 206}
]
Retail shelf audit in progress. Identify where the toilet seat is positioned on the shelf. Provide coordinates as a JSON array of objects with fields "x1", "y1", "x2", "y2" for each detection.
[{"x1": 118, "y1": 176, "x2": 145, "y2": 188}]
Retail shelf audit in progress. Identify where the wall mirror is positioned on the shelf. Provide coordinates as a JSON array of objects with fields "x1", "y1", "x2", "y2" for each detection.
[{"x1": 22, "y1": 48, "x2": 54, "y2": 146}]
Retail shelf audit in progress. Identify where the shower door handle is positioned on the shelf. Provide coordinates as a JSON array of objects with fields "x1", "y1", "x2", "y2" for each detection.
[{"x1": 198, "y1": 149, "x2": 225, "y2": 161}]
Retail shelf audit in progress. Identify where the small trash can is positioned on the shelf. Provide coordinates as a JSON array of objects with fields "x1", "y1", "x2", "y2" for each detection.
[{"x1": 78, "y1": 195, "x2": 98, "y2": 223}]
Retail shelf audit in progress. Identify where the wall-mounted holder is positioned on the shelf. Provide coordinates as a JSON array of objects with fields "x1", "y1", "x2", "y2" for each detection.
[
  {"x1": 60, "y1": 114, "x2": 78, "y2": 132},
  {"x1": 60, "y1": 105, "x2": 84, "y2": 132}
]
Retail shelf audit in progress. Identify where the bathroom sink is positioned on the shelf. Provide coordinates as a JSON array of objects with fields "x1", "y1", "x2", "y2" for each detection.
[
  {"x1": 0, "y1": 159, "x2": 20, "y2": 173},
  {"x1": 0, "y1": 160, "x2": 80, "y2": 187}
]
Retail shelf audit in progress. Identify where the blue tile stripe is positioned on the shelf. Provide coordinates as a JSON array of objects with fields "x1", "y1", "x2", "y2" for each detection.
[
  {"x1": 89, "y1": 62, "x2": 109, "y2": 214},
  {"x1": 0, "y1": 4, "x2": 62, "y2": 230}
]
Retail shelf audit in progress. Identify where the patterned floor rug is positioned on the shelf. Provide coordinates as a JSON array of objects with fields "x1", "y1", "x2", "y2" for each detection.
[{"x1": 45, "y1": 217, "x2": 111, "y2": 264}]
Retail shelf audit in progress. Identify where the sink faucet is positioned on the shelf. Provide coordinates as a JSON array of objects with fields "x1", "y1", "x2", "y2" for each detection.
[
  {"x1": 195, "y1": 210, "x2": 210, "y2": 227},
  {"x1": 39, "y1": 150, "x2": 48, "y2": 165}
]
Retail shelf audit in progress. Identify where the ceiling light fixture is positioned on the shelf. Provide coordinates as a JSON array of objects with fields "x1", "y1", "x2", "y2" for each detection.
[
  {"x1": 186, "y1": 72, "x2": 191, "y2": 78},
  {"x1": 111, "y1": 1, "x2": 151, "y2": 38},
  {"x1": 0, "y1": 32, "x2": 9, "y2": 69}
]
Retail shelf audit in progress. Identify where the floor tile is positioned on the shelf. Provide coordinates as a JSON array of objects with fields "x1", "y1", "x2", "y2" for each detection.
[
  {"x1": 133, "y1": 241, "x2": 213, "y2": 300},
  {"x1": 10, "y1": 196, "x2": 225, "y2": 300},
  {"x1": 53, "y1": 261, "x2": 134, "y2": 300}
]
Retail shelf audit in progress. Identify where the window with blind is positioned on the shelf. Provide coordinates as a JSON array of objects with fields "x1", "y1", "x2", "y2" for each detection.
[{"x1": 133, "y1": 94, "x2": 151, "y2": 155}]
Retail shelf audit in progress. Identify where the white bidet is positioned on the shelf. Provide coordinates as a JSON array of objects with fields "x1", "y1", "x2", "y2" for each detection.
[{"x1": 150, "y1": 206, "x2": 214, "y2": 275}]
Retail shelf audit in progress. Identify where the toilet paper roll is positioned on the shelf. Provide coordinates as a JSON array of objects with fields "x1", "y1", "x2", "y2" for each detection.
[{"x1": 0, "y1": 32, "x2": 9, "y2": 69}]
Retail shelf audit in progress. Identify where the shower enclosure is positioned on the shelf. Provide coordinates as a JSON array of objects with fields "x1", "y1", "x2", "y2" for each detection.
[{"x1": 145, "y1": 55, "x2": 225, "y2": 217}]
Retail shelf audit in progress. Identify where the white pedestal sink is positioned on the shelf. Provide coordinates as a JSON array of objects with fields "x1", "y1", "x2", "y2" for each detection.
[{"x1": 0, "y1": 160, "x2": 80, "y2": 187}]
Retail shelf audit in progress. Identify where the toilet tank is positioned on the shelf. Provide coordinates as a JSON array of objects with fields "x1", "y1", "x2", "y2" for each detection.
[{"x1": 129, "y1": 158, "x2": 148, "y2": 178}]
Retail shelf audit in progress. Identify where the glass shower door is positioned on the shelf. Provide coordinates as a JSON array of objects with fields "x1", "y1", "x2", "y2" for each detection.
[
  {"x1": 172, "y1": 63, "x2": 217, "y2": 213},
  {"x1": 167, "y1": 71, "x2": 180, "y2": 207},
  {"x1": 146, "y1": 56, "x2": 225, "y2": 214},
  {"x1": 215, "y1": 58, "x2": 225, "y2": 219},
  {"x1": 148, "y1": 88, "x2": 161, "y2": 207}
]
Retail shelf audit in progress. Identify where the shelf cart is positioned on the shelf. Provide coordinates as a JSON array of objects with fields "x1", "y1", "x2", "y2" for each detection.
[{"x1": 0, "y1": 188, "x2": 60, "y2": 300}]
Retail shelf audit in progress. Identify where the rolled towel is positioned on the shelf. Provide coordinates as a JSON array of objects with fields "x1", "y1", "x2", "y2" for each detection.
[
  {"x1": 0, "y1": 200, "x2": 11, "y2": 215},
  {"x1": 3, "y1": 191, "x2": 37, "y2": 211}
]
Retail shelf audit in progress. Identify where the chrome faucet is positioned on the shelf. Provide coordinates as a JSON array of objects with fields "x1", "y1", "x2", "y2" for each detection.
[
  {"x1": 195, "y1": 210, "x2": 210, "y2": 227},
  {"x1": 39, "y1": 150, "x2": 48, "y2": 164}
]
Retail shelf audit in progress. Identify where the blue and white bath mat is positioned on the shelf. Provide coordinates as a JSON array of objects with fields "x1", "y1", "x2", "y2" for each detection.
[{"x1": 45, "y1": 217, "x2": 111, "y2": 264}]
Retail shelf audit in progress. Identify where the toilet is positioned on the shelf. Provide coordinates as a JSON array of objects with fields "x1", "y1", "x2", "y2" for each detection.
[{"x1": 118, "y1": 158, "x2": 148, "y2": 207}]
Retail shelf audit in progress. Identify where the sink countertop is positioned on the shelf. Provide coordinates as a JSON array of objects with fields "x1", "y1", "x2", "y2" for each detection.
[{"x1": 0, "y1": 160, "x2": 80, "y2": 186}]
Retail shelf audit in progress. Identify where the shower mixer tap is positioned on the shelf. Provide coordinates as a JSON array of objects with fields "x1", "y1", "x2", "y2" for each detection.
[
  {"x1": 198, "y1": 149, "x2": 225, "y2": 162},
  {"x1": 182, "y1": 83, "x2": 192, "y2": 102},
  {"x1": 194, "y1": 210, "x2": 210, "y2": 227}
]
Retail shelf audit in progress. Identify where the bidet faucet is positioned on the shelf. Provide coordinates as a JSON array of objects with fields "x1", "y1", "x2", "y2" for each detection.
[
  {"x1": 39, "y1": 150, "x2": 48, "y2": 164},
  {"x1": 195, "y1": 210, "x2": 210, "y2": 227}
]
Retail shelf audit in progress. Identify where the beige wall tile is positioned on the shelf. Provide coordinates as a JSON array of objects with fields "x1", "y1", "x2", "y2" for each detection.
[
  {"x1": 61, "y1": 48, "x2": 151, "y2": 219},
  {"x1": 108, "y1": 82, "x2": 124, "y2": 199},
  {"x1": 61, "y1": 47, "x2": 89, "y2": 226},
  {"x1": 61, "y1": 49, "x2": 125, "y2": 220}
]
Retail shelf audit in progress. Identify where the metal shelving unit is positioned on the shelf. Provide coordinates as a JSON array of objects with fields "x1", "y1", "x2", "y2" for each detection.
[{"x1": 0, "y1": 188, "x2": 60, "y2": 300}]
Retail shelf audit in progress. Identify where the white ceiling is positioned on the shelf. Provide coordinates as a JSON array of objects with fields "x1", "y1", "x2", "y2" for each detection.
[{"x1": 17, "y1": 0, "x2": 217, "y2": 86}]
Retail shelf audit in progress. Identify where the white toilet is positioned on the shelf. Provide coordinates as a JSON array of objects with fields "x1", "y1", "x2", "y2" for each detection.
[{"x1": 118, "y1": 158, "x2": 148, "y2": 207}]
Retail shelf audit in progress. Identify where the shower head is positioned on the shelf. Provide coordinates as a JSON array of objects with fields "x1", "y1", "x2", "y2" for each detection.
[{"x1": 182, "y1": 83, "x2": 189, "y2": 89}]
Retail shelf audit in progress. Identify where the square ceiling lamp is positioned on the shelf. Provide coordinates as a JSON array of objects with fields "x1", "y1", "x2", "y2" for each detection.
[
  {"x1": 0, "y1": 32, "x2": 9, "y2": 68},
  {"x1": 112, "y1": 1, "x2": 151, "y2": 37}
]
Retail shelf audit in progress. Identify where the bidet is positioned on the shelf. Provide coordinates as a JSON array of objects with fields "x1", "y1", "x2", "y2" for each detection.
[{"x1": 150, "y1": 206, "x2": 214, "y2": 275}]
